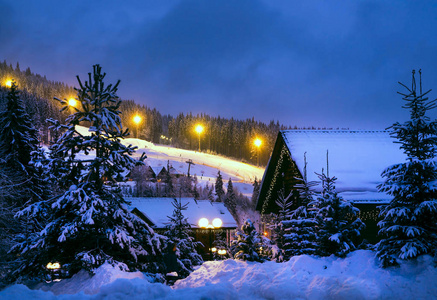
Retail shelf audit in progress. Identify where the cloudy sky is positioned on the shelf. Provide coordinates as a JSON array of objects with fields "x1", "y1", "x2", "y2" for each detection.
[{"x1": 1, "y1": 0, "x2": 437, "y2": 129}]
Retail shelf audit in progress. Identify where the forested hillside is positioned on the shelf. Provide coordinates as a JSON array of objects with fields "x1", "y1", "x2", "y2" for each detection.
[{"x1": 0, "y1": 60, "x2": 291, "y2": 166}]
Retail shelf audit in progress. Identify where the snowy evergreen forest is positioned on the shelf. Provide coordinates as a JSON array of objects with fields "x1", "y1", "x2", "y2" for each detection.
[{"x1": 0, "y1": 60, "x2": 300, "y2": 167}]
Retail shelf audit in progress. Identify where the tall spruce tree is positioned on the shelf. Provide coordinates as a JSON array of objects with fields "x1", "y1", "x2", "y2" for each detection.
[
  {"x1": 377, "y1": 70, "x2": 437, "y2": 267},
  {"x1": 225, "y1": 178, "x2": 237, "y2": 218},
  {"x1": 0, "y1": 81, "x2": 39, "y2": 176},
  {"x1": 163, "y1": 198, "x2": 203, "y2": 278},
  {"x1": 10, "y1": 65, "x2": 164, "y2": 282},
  {"x1": 215, "y1": 171, "x2": 225, "y2": 202}
]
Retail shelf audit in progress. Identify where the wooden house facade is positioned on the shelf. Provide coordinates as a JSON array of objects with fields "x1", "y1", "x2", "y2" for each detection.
[{"x1": 256, "y1": 130, "x2": 406, "y2": 243}]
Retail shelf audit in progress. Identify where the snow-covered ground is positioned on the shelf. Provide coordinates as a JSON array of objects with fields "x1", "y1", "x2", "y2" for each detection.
[
  {"x1": 2, "y1": 250, "x2": 436, "y2": 299},
  {"x1": 75, "y1": 126, "x2": 265, "y2": 198}
]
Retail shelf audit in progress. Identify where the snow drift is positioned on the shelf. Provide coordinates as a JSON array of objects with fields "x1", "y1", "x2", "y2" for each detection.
[{"x1": 1, "y1": 250, "x2": 437, "y2": 299}]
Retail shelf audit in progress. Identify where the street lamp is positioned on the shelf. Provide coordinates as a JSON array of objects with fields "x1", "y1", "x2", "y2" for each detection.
[
  {"x1": 4, "y1": 79, "x2": 13, "y2": 88},
  {"x1": 68, "y1": 98, "x2": 78, "y2": 108},
  {"x1": 254, "y1": 138, "x2": 262, "y2": 166},
  {"x1": 133, "y1": 115, "x2": 142, "y2": 138},
  {"x1": 195, "y1": 124, "x2": 204, "y2": 152},
  {"x1": 198, "y1": 217, "x2": 222, "y2": 260}
]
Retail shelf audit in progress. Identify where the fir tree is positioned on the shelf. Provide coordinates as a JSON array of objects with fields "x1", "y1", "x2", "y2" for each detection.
[
  {"x1": 10, "y1": 65, "x2": 164, "y2": 282},
  {"x1": 230, "y1": 219, "x2": 263, "y2": 262},
  {"x1": 165, "y1": 160, "x2": 175, "y2": 197},
  {"x1": 192, "y1": 174, "x2": 199, "y2": 201},
  {"x1": 270, "y1": 188, "x2": 292, "y2": 261},
  {"x1": 207, "y1": 184, "x2": 215, "y2": 202},
  {"x1": 0, "y1": 82, "x2": 48, "y2": 281},
  {"x1": 377, "y1": 70, "x2": 437, "y2": 267},
  {"x1": 251, "y1": 178, "x2": 260, "y2": 209},
  {"x1": 225, "y1": 178, "x2": 237, "y2": 217},
  {"x1": 164, "y1": 198, "x2": 203, "y2": 277},
  {"x1": 314, "y1": 171, "x2": 365, "y2": 257},
  {"x1": 0, "y1": 81, "x2": 39, "y2": 176},
  {"x1": 215, "y1": 170, "x2": 225, "y2": 202},
  {"x1": 282, "y1": 153, "x2": 319, "y2": 257}
]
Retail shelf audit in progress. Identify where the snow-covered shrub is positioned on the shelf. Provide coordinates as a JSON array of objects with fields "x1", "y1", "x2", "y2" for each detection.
[
  {"x1": 163, "y1": 198, "x2": 203, "y2": 277},
  {"x1": 230, "y1": 219, "x2": 264, "y2": 262}
]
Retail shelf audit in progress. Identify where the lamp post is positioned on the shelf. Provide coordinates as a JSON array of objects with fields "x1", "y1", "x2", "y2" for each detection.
[
  {"x1": 254, "y1": 138, "x2": 262, "y2": 167},
  {"x1": 68, "y1": 98, "x2": 78, "y2": 108},
  {"x1": 133, "y1": 115, "x2": 142, "y2": 138},
  {"x1": 4, "y1": 79, "x2": 13, "y2": 88},
  {"x1": 198, "y1": 217, "x2": 222, "y2": 260},
  {"x1": 195, "y1": 124, "x2": 204, "y2": 152}
]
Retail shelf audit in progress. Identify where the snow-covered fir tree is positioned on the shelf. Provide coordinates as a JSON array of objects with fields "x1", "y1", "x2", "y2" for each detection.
[
  {"x1": 230, "y1": 219, "x2": 264, "y2": 262},
  {"x1": 0, "y1": 83, "x2": 49, "y2": 282},
  {"x1": 215, "y1": 170, "x2": 225, "y2": 202},
  {"x1": 10, "y1": 65, "x2": 164, "y2": 282},
  {"x1": 163, "y1": 198, "x2": 203, "y2": 277},
  {"x1": 0, "y1": 82, "x2": 46, "y2": 206},
  {"x1": 282, "y1": 153, "x2": 319, "y2": 258},
  {"x1": 224, "y1": 178, "x2": 237, "y2": 218},
  {"x1": 269, "y1": 188, "x2": 293, "y2": 261},
  {"x1": 377, "y1": 70, "x2": 437, "y2": 267},
  {"x1": 314, "y1": 171, "x2": 365, "y2": 257}
]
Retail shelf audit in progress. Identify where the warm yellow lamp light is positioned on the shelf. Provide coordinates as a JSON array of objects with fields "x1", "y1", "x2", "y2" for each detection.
[
  {"x1": 133, "y1": 115, "x2": 142, "y2": 124},
  {"x1": 195, "y1": 124, "x2": 204, "y2": 134},
  {"x1": 68, "y1": 98, "x2": 78, "y2": 107},
  {"x1": 5, "y1": 79, "x2": 13, "y2": 88},
  {"x1": 46, "y1": 262, "x2": 61, "y2": 270}
]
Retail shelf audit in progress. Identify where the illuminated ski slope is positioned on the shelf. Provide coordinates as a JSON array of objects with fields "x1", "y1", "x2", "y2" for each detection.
[{"x1": 75, "y1": 126, "x2": 265, "y2": 197}]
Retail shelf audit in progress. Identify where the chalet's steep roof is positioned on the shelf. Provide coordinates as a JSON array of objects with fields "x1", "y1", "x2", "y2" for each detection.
[
  {"x1": 127, "y1": 197, "x2": 237, "y2": 228},
  {"x1": 149, "y1": 166, "x2": 166, "y2": 176},
  {"x1": 281, "y1": 130, "x2": 407, "y2": 202}
]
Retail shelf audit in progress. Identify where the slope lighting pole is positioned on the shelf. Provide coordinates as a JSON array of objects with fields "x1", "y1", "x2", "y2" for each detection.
[
  {"x1": 254, "y1": 138, "x2": 262, "y2": 167},
  {"x1": 195, "y1": 124, "x2": 204, "y2": 152}
]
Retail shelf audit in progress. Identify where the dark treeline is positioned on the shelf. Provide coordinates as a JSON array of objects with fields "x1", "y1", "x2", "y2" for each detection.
[
  {"x1": 1, "y1": 60, "x2": 296, "y2": 166},
  {"x1": 120, "y1": 100, "x2": 289, "y2": 166}
]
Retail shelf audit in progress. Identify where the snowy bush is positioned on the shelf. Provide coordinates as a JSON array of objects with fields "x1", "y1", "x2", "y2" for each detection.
[{"x1": 230, "y1": 219, "x2": 265, "y2": 262}]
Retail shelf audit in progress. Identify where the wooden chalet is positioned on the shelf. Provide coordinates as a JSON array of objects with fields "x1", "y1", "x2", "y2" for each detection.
[{"x1": 256, "y1": 130, "x2": 406, "y2": 243}]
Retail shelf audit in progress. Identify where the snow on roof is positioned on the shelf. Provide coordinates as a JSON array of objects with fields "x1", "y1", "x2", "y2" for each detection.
[
  {"x1": 149, "y1": 166, "x2": 165, "y2": 176},
  {"x1": 281, "y1": 130, "x2": 407, "y2": 200},
  {"x1": 126, "y1": 197, "x2": 237, "y2": 228}
]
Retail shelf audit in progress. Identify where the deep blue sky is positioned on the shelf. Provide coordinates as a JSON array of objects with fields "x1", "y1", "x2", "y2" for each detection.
[{"x1": 1, "y1": 0, "x2": 437, "y2": 129}]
